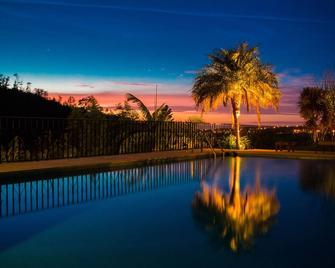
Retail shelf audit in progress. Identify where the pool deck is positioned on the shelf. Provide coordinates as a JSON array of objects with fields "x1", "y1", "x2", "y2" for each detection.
[{"x1": 0, "y1": 149, "x2": 334, "y2": 177}]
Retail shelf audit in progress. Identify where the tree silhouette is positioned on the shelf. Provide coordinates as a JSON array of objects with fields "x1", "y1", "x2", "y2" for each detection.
[{"x1": 298, "y1": 74, "x2": 335, "y2": 141}]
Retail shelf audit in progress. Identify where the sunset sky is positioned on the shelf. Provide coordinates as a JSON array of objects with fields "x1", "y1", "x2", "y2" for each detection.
[{"x1": 1, "y1": 0, "x2": 335, "y2": 124}]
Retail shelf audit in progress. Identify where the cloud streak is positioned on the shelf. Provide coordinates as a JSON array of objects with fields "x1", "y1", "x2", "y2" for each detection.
[{"x1": 1, "y1": 0, "x2": 334, "y2": 24}]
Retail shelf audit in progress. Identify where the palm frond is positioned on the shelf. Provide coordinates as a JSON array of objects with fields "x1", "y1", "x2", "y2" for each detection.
[
  {"x1": 126, "y1": 93, "x2": 152, "y2": 121},
  {"x1": 191, "y1": 42, "x2": 281, "y2": 128}
]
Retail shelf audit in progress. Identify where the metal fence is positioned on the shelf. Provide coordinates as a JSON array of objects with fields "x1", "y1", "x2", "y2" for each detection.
[{"x1": 0, "y1": 116, "x2": 217, "y2": 163}]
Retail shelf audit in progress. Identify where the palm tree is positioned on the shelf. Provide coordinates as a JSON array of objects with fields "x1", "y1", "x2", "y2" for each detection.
[
  {"x1": 126, "y1": 93, "x2": 173, "y2": 121},
  {"x1": 251, "y1": 64, "x2": 281, "y2": 128},
  {"x1": 298, "y1": 87, "x2": 325, "y2": 142},
  {"x1": 322, "y1": 74, "x2": 335, "y2": 132},
  {"x1": 192, "y1": 43, "x2": 280, "y2": 149}
]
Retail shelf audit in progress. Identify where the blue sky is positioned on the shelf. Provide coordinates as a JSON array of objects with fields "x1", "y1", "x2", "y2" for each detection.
[{"x1": 1, "y1": 0, "x2": 335, "y2": 124}]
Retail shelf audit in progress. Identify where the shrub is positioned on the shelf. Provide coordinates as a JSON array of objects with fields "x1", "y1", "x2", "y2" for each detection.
[{"x1": 223, "y1": 134, "x2": 250, "y2": 150}]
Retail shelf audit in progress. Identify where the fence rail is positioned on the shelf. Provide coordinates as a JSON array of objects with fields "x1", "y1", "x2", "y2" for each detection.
[{"x1": 0, "y1": 116, "x2": 218, "y2": 163}]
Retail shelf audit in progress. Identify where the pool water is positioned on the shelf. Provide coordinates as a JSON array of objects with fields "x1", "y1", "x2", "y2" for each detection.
[{"x1": 0, "y1": 157, "x2": 334, "y2": 267}]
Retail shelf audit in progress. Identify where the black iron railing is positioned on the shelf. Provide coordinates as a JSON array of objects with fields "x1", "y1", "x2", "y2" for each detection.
[{"x1": 0, "y1": 116, "x2": 217, "y2": 163}]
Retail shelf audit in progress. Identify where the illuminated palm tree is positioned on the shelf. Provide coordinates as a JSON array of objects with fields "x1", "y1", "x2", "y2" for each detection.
[
  {"x1": 192, "y1": 43, "x2": 280, "y2": 149},
  {"x1": 126, "y1": 93, "x2": 173, "y2": 121},
  {"x1": 251, "y1": 65, "x2": 281, "y2": 128}
]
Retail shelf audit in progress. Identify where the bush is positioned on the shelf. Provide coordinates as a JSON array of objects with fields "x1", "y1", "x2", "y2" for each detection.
[
  {"x1": 223, "y1": 134, "x2": 250, "y2": 150},
  {"x1": 247, "y1": 128, "x2": 314, "y2": 149}
]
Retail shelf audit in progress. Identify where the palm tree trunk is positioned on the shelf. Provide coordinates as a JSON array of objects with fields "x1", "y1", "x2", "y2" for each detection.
[
  {"x1": 256, "y1": 105, "x2": 261, "y2": 128},
  {"x1": 312, "y1": 127, "x2": 318, "y2": 143},
  {"x1": 229, "y1": 157, "x2": 241, "y2": 206},
  {"x1": 231, "y1": 99, "x2": 241, "y2": 150},
  {"x1": 231, "y1": 113, "x2": 235, "y2": 129}
]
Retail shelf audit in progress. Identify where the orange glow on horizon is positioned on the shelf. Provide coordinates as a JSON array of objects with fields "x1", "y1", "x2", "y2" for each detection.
[{"x1": 49, "y1": 92, "x2": 303, "y2": 125}]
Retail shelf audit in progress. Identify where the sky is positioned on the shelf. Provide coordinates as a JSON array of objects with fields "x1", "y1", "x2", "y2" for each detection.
[{"x1": 1, "y1": 0, "x2": 335, "y2": 124}]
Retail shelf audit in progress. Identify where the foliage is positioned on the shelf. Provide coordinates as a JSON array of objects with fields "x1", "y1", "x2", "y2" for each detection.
[
  {"x1": 0, "y1": 74, "x2": 71, "y2": 118},
  {"x1": 63, "y1": 96, "x2": 77, "y2": 107},
  {"x1": 186, "y1": 116, "x2": 205, "y2": 123},
  {"x1": 298, "y1": 87, "x2": 325, "y2": 128},
  {"x1": 298, "y1": 74, "x2": 335, "y2": 141},
  {"x1": 114, "y1": 101, "x2": 140, "y2": 120},
  {"x1": 223, "y1": 134, "x2": 250, "y2": 150},
  {"x1": 77, "y1": 95, "x2": 102, "y2": 113},
  {"x1": 246, "y1": 127, "x2": 314, "y2": 149},
  {"x1": 126, "y1": 93, "x2": 173, "y2": 121},
  {"x1": 192, "y1": 42, "x2": 281, "y2": 149}
]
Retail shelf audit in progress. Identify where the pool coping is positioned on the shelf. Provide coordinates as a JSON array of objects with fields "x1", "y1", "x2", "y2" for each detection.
[
  {"x1": 0, "y1": 149, "x2": 215, "y2": 179},
  {"x1": 0, "y1": 149, "x2": 334, "y2": 179}
]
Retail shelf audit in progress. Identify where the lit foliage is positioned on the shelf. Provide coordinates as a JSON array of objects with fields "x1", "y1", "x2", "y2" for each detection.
[
  {"x1": 192, "y1": 42, "x2": 281, "y2": 149},
  {"x1": 223, "y1": 134, "x2": 250, "y2": 150},
  {"x1": 192, "y1": 157, "x2": 280, "y2": 251}
]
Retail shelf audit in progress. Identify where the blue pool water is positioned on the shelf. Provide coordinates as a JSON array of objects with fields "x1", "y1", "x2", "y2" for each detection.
[{"x1": 0, "y1": 157, "x2": 334, "y2": 267}]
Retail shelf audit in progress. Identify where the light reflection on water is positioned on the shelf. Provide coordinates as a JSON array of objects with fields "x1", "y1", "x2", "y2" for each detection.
[
  {"x1": 0, "y1": 157, "x2": 334, "y2": 267},
  {"x1": 192, "y1": 157, "x2": 280, "y2": 251}
]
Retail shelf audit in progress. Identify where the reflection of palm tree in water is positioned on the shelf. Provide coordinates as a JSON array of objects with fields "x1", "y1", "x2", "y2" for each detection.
[
  {"x1": 299, "y1": 160, "x2": 335, "y2": 199},
  {"x1": 192, "y1": 157, "x2": 280, "y2": 251}
]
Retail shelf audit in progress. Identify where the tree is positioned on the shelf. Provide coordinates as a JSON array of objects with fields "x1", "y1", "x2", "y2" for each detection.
[
  {"x1": 34, "y1": 88, "x2": 48, "y2": 98},
  {"x1": 0, "y1": 74, "x2": 10, "y2": 89},
  {"x1": 64, "y1": 96, "x2": 76, "y2": 107},
  {"x1": 114, "y1": 100, "x2": 140, "y2": 121},
  {"x1": 78, "y1": 95, "x2": 102, "y2": 113},
  {"x1": 298, "y1": 87, "x2": 325, "y2": 142},
  {"x1": 192, "y1": 43, "x2": 280, "y2": 149},
  {"x1": 298, "y1": 74, "x2": 335, "y2": 142},
  {"x1": 126, "y1": 93, "x2": 173, "y2": 121},
  {"x1": 0, "y1": 73, "x2": 71, "y2": 118},
  {"x1": 250, "y1": 65, "x2": 281, "y2": 128},
  {"x1": 323, "y1": 74, "x2": 335, "y2": 131}
]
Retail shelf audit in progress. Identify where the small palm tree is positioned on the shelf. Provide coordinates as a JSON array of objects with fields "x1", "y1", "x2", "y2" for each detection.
[
  {"x1": 192, "y1": 43, "x2": 281, "y2": 149},
  {"x1": 126, "y1": 93, "x2": 173, "y2": 121},
  {"x1": 298, "y1": 87, "x2": 325, "y2": 142}
]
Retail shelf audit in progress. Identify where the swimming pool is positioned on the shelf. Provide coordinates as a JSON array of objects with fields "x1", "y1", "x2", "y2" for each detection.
[{"x1": 0, "y1": 157, "x2": 334, "y2": 267}]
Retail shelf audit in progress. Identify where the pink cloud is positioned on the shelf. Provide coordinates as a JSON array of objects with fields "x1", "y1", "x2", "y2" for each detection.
[{"x1": 77, "y1": 84, "x2": 95, "y2": 89}]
